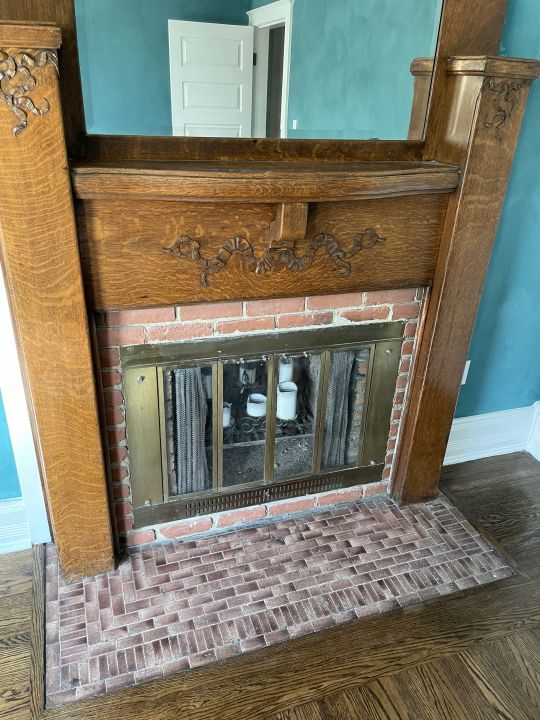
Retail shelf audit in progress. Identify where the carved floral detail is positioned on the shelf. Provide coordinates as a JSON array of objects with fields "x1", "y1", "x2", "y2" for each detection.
[
  {"x1": 483, "y1": 77, "x2": 531, "y2": 141},
  {"x1": 0, "y1": 49, "x2": 58, "y2": 136},
  {"x1": 162, "y1": 229, "x2": 385, "y2": 287}
]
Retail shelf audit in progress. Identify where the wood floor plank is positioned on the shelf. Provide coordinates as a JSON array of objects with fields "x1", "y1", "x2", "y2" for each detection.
[
  {"x1": 374, "y1": 652, "x2": 523, "y2": 720},
  {"x1": 459, "y1": 631, "x2": 540, "y2": 719},
  {"x1": 0, "y1": 649, "x2": 31, "y2": 720},
  {"x1": 0, "y1": 549, "x2": 34, "y2": 599},
  {"x1": 441, "y1": 453, "x2": 540, "y2": 576},
  {"x1": 0, "y1": 590, "x2": 33, "y2": 637},
  {"x1": 268, "y1": 703, "x2": 324, "y2": 720},
  {"x1": 317, "y1": 684, "x2": 402, "y2": 720}
]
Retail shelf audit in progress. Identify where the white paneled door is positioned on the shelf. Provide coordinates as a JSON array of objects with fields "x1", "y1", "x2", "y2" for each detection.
[{"x1": 169, "y1": 20, "x2": 254, "y2": 137}]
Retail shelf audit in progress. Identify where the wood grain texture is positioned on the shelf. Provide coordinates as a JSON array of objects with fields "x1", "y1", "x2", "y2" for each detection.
[
  {"x1": 71, "y1": 161, "x2": 460, "y2": 204},
  {"x1": 81, "y1": 136, "x2": 426, "y2": 165},
  {"x1": 269, "y1": 203, "x2": 309, "y2": 245},
  {"x1": 441, "y1": 452, "x2": 540, "y2": 578},
  {"x1": 448, "y1": 55, "x2": 540, "y2": 78},
  {"x1": 76, "y1": 194, "x2": 448, "y2": 310},
  {"x1": 0, "y1": 25, "x2": 114, "y2": 579},
  {"x1": 0, "y1": 21, "x2": 60, "y2": 47},
  {"x1": 392, "y1": 61, "x2": 540, "y2": 505},
  {"x1": 423, "y1": 0, "x2": 509, "y2": 159},
  {"x1": 0, "y1": 549, "x2": 34, "y2": 720},
  {"x1": 0, "y1": 1, "x2": 86, "y2": 151}
]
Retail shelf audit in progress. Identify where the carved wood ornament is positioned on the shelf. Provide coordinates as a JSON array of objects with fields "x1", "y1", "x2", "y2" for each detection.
[
  {"x1": 162, "y1": 228, "x2": 385, "y2": 287},
  {"x1": 0, "y1": 48, "x2": 57, "y2": 135},
  {"x1": 483, "y1": 77, "x2": 532, "y2": 140}
]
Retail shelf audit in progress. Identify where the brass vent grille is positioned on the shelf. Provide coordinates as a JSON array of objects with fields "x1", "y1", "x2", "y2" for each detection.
[{"x1": 133, "y1": 466, "x2": 381, "y2": 527}]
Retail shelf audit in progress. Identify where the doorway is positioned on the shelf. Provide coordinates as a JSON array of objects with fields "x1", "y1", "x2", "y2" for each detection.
[
  {"x1": 248, "y1": 0, "x2": 293, "y2": 138},
  {"x1": 266, "y1": 25, "x2": 285, "y2": 138}
]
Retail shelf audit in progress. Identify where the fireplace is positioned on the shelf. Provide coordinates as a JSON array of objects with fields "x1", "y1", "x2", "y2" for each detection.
[
  {"x1": 96, "y1": 291, "x2": 421, "y2": 546},
  {"x1": 122, "y1": 323, "x2": 403, "y2": 529},
  {"x1": 2, "y1": 12, "x2": 537, "y2": 579}
]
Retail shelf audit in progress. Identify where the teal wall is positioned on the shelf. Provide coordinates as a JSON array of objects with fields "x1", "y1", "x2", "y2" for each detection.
[
  {"x1": 75, "y1": 0, "x2": 251, "y2": 135},
  {"x1": 77, "y1": 0, "x2": 440, "y2": 138},
  {"x1": 286, "y1": 0, "x2": 441, "y2": 139},
  {"x1": 0, "y1": 391, "x2": 20, "y2": 501},
  {"x1": 456, "y1": 0, "x2": 540, "y2": 417}
]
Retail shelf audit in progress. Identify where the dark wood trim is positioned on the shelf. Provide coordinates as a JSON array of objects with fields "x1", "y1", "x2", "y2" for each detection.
[
  {"x1": 448, "y1": 55, "x2": 540, "y2": 78},
  {"x1": 29, "y1": 544, "x2": 46, "y2": 720},
  {"x1": 392, "y1": 60, "x2": 540, "y2": 504},
  {"x1": 408, "y1": 58, "x2": 434, "y2": 140},
  {"x1": 0, "y1": 22, "x2": 114, "y2": 579},
  {"x1": 71, "y1": 160, "x2": 460, "y2": 203},
  {"x1": 80, "y1": 136, "x2": 426, "y2": 164}
]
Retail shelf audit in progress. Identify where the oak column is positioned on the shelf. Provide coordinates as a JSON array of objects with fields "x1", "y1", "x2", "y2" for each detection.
[
  {"x1": 0, "y1": 23, "x2": 114, "y2": 577},
  {"x1": 392, "y1": 57, "x2": 540, "y2": 503}
]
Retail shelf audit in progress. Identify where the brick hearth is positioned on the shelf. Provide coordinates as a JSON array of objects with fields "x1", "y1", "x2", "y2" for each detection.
[{"x1": 45, "y1": 493, "x2": 512, "y2": 707}]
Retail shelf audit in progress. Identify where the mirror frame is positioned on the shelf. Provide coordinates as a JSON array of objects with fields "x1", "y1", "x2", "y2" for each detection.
[{"x1": 30, "y1": 0, "x2": 508, "y2": 163}]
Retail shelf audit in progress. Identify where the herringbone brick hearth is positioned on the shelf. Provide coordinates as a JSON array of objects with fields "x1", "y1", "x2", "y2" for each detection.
[{"x1": 45, "y1": 493, "x2": 512, "y2": 706}]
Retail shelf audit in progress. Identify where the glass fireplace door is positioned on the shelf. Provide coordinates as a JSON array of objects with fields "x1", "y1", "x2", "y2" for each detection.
[{"x1": 122, "y1": 324, "x2": 404, "y2": 526}]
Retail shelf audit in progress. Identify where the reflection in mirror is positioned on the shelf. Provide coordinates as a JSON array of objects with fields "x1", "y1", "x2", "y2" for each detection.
[{"x1": 75, "y1": 0, "x2": 442, "y2": 140}]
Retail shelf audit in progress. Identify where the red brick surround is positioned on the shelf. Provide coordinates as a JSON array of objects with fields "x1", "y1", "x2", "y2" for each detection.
[{"x1": 96, "y1": 290, "x2": 424, "y2": 547}]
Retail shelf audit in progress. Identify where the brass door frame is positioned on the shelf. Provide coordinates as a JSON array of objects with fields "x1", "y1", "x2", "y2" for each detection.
[{"x1": 122, "y1": 323, "x2": 405, "y2": 528}]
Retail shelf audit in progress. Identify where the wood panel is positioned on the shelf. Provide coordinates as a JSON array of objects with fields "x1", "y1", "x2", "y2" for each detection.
[
  {"x1": 77, "y1": 194, "x2": 449, "y2": 310},
  {"x1": 0, "y1": 21, "x2": 61, "y2": 47},
  {"x1": 0, "y1": 23, "x2": 114, "y2": 579},
  {"x1": 392, "y1": 59, "x2": 540, "y2": 504}
]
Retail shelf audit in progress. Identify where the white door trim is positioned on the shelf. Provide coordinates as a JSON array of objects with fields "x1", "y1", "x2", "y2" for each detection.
[
  {"x1": 0, "y1": 270, "x2": 50, "y2": 545},
  {"x1": 247, "y1": 0, "x2": 294, "y2": 138}
]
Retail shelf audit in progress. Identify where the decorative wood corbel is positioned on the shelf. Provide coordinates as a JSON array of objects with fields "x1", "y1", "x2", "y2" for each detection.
[{"x1": 268, "y1": 202, "x2": 309, "y2": 247}]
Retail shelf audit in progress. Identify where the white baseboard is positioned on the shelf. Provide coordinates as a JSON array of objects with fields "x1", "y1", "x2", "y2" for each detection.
[
  {"x1": 526, "y1": 401, "x2": 540, "y2": 461},
  {"x1": 0, "y1": 498, "x2": 31, "y2": 555},
  {"x1": 444, "y1": 404, "x2": 538, "y2": 466}
]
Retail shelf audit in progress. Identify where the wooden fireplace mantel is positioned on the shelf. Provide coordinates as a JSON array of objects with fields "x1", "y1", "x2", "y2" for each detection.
[
  {"x1": 70, "y1": 160, "x2": 461, "y2": 202},
  {"x1": 1, "y1": 0, "x2": 539, "y2": 579}
]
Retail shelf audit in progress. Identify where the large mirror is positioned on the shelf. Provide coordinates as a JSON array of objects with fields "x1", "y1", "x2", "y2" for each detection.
[{"x1": 75, "y1": 0, "x2": 442, "y2": 140}]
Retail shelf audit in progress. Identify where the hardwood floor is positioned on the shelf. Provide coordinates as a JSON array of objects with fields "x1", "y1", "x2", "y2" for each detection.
[{"x1": 0, "y1": 452, "x2": 538, "y2": 719}]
